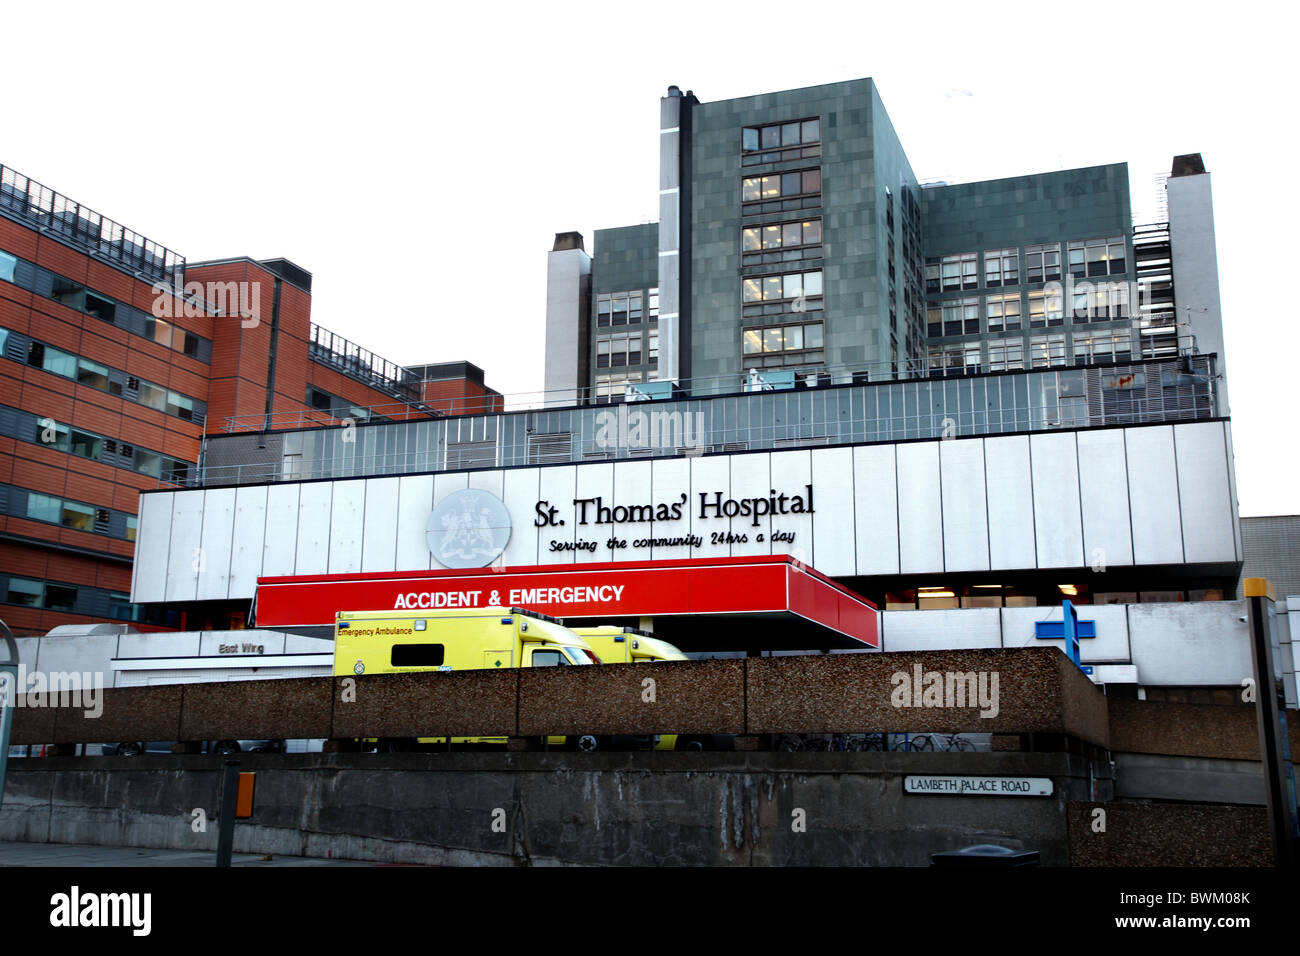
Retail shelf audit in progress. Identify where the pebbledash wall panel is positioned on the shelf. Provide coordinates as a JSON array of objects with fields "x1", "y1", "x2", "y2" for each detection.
[{"x1": 131, "y1": 421, "x2": 1241, "y2": 605}]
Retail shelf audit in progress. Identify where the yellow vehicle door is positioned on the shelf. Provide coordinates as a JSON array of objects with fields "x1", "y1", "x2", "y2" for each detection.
[{"x1": 484, "y1": 650, "x2": 513, "y2": 670}]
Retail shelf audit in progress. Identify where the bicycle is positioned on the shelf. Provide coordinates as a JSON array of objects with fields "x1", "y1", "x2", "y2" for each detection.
[{"x1": 907, "y1": 732, "x2": 978, "y2": 752}]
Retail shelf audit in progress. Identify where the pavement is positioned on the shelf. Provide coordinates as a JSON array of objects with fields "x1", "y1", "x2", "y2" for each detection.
[{"x1": 0, "y1": 840, "x2": 373, "y2": 867}]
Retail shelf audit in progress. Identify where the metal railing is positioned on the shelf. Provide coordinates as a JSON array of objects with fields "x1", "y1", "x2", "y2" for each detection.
[
  {"x1": 0, "y1": 164, "x2": 184, "y2": 283},
  {"x1": 182, "y1": 361, "x2": 1217, "y2": 489},
  {"x1": 309, "y1": 324, "x2": 420, "y2": 403}
]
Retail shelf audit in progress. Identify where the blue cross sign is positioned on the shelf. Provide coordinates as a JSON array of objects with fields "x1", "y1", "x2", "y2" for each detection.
[{"x1": 1034, "y1": 600, "x2": 1095, "y2": 674}]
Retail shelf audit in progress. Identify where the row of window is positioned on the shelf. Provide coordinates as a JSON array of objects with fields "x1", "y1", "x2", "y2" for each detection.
[
  {"x1": 925, "y1": 239, "x2": 1125, "y2": 294},
  {"x1": 0, "y1": 249, "x2": 211, "y2": 362},
  {"x1": 596, "y1": 289, "x2": 658, "y2": 328},
  {"x1": 742, "y1": 321, "x2": 825, "y2": 356},
  {"x1": 741, "y1": 169, "x2": 822, "y2": 216},
  {"x1": 7, "y1": 576, "x2": 78, "y2": 613},
  {"x1": 742, "y1": 169, "x2": 821, "y2": 203},
  {"x1": 3, "y1": 573, "x2": 138, "y2": 622},
  {"x1": 926, "y1": 286, "x2": 1131, "y2": 338},
  {"x1": 931, "y1": 330, "x2": 1137, "y2": 373},
  {"x1": 15, "y1": 487, "x2": 137, "y2": 540},
  {"x1": 2, "y1": 404, "x2": 193, "y2": 481},
  {"x1": 596, "y1": 331, "x2": 658, "y2": 369},
  {"x1": 1, "y1": 327, "x2": 205, "y2": 424},
  {"x1": 593, "y1": 370, "x2": 643, "y2": 403},
  {"x1": 742, "y1": 118, "x2": 820, "y2": 152},
  {"x1": 741, "y1": 218, "x2": 823, "y2": 268},
  {"x1": 742, "y1": 269, "x2": 824, "y2": 305}
]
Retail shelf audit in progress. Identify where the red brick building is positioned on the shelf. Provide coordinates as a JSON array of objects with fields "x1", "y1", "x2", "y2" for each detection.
[{"x1": 0, "y1": 163, "x2": 496, "y2": 635}]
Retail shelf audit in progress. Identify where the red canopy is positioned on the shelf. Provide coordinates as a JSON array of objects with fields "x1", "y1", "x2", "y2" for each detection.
[{"x1": 255, "y1": 554, "x2": 878, "y2": 649}]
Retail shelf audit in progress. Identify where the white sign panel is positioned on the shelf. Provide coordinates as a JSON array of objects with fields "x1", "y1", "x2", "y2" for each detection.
[{"x1": 904, "y1": 775, "x2": 1053, "y2": 797}]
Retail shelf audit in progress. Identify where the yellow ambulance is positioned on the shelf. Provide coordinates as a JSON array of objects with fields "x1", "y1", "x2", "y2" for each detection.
[
  {"x1": 569, "y1": 626, "x2": 688, "y2": 664},
  {"x1": 333, "y1": 606, "x2": 602, "y2": 751},
  {"x1": 334, "y1": 606, "x2": 600, "y2": 676}
]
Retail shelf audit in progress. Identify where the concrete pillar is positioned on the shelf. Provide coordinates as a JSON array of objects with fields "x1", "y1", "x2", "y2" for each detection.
[{"x1": 544, "y1": 232, "x2": 591, "y2": 407}]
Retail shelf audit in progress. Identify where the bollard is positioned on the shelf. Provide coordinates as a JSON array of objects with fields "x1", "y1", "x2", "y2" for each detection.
[{"x1": 215, "y1": 759, "x2": 240, "y2": 867}]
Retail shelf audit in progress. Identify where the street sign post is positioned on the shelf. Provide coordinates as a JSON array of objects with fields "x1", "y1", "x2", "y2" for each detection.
[{"x1": 1244, "y1": 578, "x2": 1298, "y2": 867}]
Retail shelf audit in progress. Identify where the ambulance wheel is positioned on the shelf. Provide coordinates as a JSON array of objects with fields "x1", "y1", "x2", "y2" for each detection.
[
  {"x1": 679, "y1": 737, "x2": 705, "y2": 752},
  {"x1": 117, "y1": 741, "x2": 143, "y2": 757},
  {"x1": 214, "y1": 740, "x2": 241, "y2": 756},
  {"x1": 574, "y1": 734, "x2": 601, "y2": 753}
]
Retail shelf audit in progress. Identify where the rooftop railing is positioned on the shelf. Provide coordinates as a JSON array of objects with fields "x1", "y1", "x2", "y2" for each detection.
[
  {"x1": 180, "y1": 352, "x2": 1218, "y2": 489},
  {"x1": 309, "y1": 323, "x2": 421, "y2": 403},
  {"x1": 0, "y1": 164, "x2": 184, "y2": 283},
  {"x1": 220, "y1": 334, "x2": 1204, "y2": 434}
]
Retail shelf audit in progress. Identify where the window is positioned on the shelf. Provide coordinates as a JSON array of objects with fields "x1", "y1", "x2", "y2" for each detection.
[
  {"x1": 648, "y1": 330, "x2": 658, "y2": 365},
  {"x1": 986, "y1": 293, "x2": 1021, "y2": 333},
  {"x1": 26, "y1": 493, "x2": 62, "y2": 524},
  {"x1": 1028, "y1": 287, "x2": 1064, "y2": 327},
  {"x1": 44, "y1": 583, "x2": 76, "y2": 612},
  {"x1": 76, "y1": 358, "x2": 110, "y2": 392},
  {"x1": 925, "y1": 259, "x2": 941, "y2": 294},
  {"x1": 1070, "y1": 281, "x2": 1131, "y2": 323},
  {"x1": 741, "y1": 118, "x2": 821, "y2": 165},
  {"x1": 1029, "y1": 333, "x2": 1067, "y2": 368},
  {"x1": 61, "y1": 500, "x2": 95, "y2": 532},
  {"x1": 134, "y1": 449, "x2": 161, "y2": 477},
  {"x1": 308, "y1": 386, "x2": 332, "y2": 411},
  {"x1": 126, "y1": 516, "x2": 137, "y2": 542},
  {"x1": 0, "y1": 251, "x2": 16, "y2": 283},
  {"x1": 138, "y1": 381, "x2": 168, "y2": 411},
  {"x1": 391, "y1": 644, "x2": 446, "y2": 667},
  {"x1": 27, "y1": 341, "x2": 77, "y2": 378},
  {"x1": 984, "y1": 249, "x2": 1018, "y2": 288},
  {"x1": 597, "y1": 291, "x2": 644, "y2": 328},
  {"x1": 531, "y1": 648, "x2": 568, "y2": 667},
  {"x1": 1068, "y1": 237, "x2": 1127, "y2": 278},
  {"x1": 84, "y1": 292, "x2": 116, "y2": 323},
  {"x1": 928, "y1": 345, "x2": 967, "y2": 377},
  {"x1": 1024, "y1": 243, "x2": 1061, "y2": 284},
  {"x1": 36, "y1": 420, "x2": 70, "y2": 451},
  {"x1": 941, "y1": 297, "x2": 979, "y2": 336},
  {"x1": 109, "y1": 593, "x2": 138, "y2": 621},
  {"x1": 166, "y1": 391, "x2": 194, "y2": 421},
  {"x1": 741, "y1": 219, "x2": 823, "y2": 265},
  {"x1": 741, "y1": 321, "x2": 824, "y2": 366},
  {"x1": 926, "y1": 305, "x2": 942, "y2": 338},
  {"x1": 988, "y1": 337, "x2": 1024, "y2": 372},
  {"x1": 144, "y1": 317, "x2": 173, "y2": 349},
  {"x1": 6, "y1": 577, "x2": 42, "y2": 607},
  {"x1": 50, "y1": 276, "x2": 86, "y2": 311},
  {"x1": 70, "y1": 429, "x2": 102, "y2": 461},
  {"x1": 648, "y1": 289, "x2": 659, "y2": 321},
  {"x1": 940, "y1": 253, "x2": 978, "y2": 291},
  {"x1": 741, "y1": 169, "x2": 821, "y2": 214}
]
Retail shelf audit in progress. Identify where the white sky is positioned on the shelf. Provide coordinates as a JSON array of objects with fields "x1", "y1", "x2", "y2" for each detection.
[{"x1": 3, "y1": 1, "x2": 1296, "y2": 515}]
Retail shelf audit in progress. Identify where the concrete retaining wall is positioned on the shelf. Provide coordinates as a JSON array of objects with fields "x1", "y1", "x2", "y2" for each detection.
[{"x1": 2, "y1": 752, "x2": 1106, "y2": 866}]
